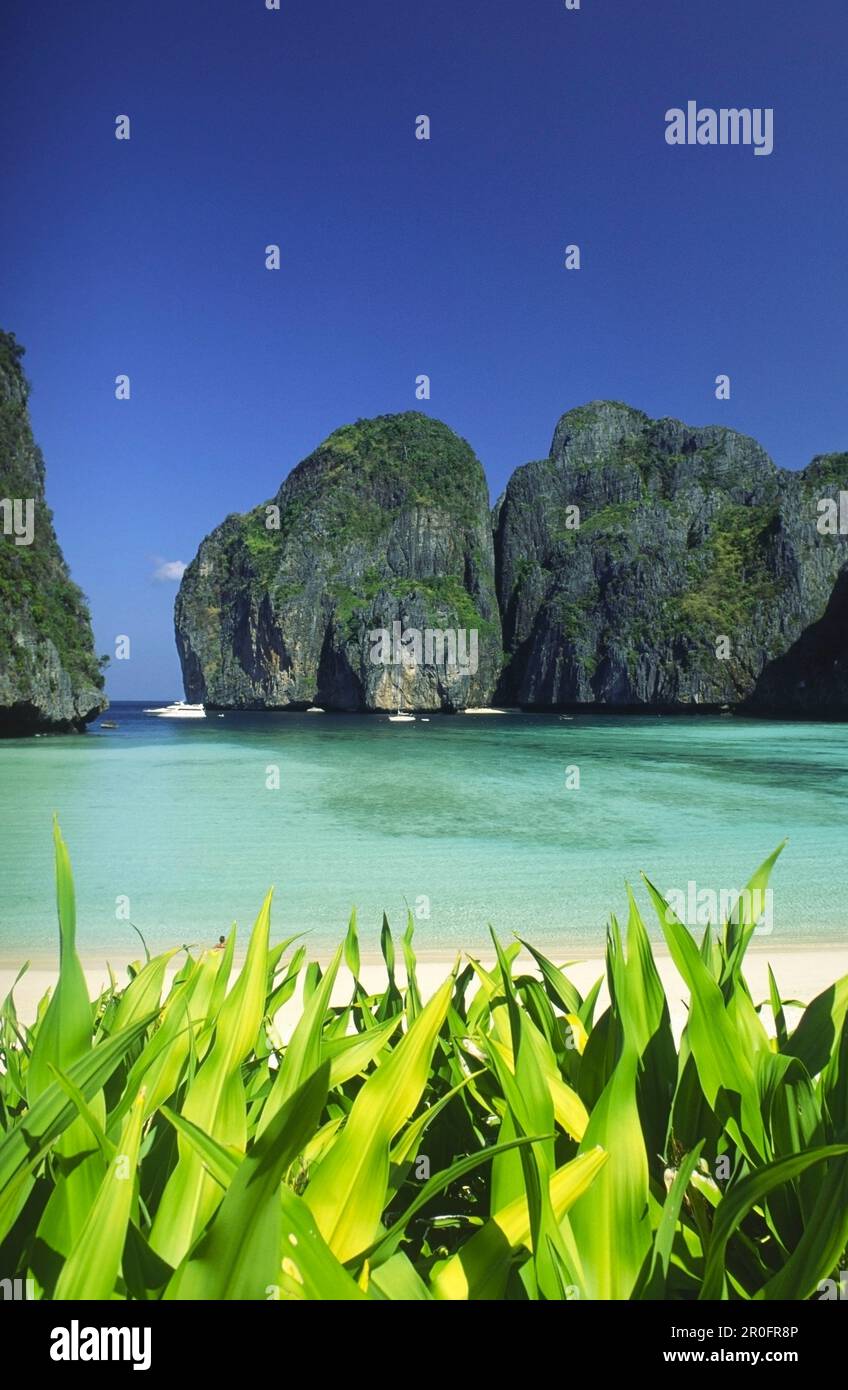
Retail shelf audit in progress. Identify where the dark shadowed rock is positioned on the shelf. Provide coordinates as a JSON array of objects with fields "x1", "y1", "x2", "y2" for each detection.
[
  {"x1": 0, "y1": 332, "x2": 107, "y2": 735},
  {"x1": 746, "y1": 561, "x2": 848, "y2": 718},
  {"x1": 175, "y1": 413, "x2": 501, "y2": 711}
]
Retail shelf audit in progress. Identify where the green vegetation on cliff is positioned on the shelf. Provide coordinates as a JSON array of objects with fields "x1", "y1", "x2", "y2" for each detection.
[
  {"x1": 802, "y1": 452, "x2": 848, "y2": 490},
  {"x1": 675, "y1": 503, "x2": 784, "y2": 639},
  {"x1": 322, "y1": 413, "x2": 484, "y2": 523}
]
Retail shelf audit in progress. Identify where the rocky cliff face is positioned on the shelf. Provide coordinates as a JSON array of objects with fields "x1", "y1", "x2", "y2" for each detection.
[
  {"x1": 177, "y1": 401, "x2": 848, "y2": 717},
  {"x1": 495, "y1": 402, "x2": 848, "y2": 710},
  {"x1": 175, "y1": 414, "x2": 501, "y2": 711},
  {"x1": 0, "y1": 332, "x2": 106, "y2": 735}
]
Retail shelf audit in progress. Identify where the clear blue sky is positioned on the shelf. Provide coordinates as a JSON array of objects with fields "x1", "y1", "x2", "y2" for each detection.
[{"x1": 2, "y1": 0, "x2": 846, "y2": 697}]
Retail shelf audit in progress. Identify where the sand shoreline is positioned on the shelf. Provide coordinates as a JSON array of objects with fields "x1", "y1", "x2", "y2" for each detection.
[
  {"x1": 2, "y1": 934, "x2": 844, "y2": 970},
  {"x1": 2, "y1": 943, "x2": 846, "y2": 1037}
]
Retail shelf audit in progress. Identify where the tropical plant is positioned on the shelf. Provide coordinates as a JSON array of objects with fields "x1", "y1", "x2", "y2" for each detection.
[{"x1": 1, "y1": 823, "x2": 846, "y2": 1301}]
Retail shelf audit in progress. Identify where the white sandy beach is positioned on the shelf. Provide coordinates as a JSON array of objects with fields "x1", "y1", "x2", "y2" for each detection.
[{"x1": 2, "y1": 944, "x2": 846, "y2": 1040}]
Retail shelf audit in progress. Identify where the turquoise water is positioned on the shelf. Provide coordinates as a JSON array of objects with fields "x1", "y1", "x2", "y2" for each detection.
[{"x1": 1, "y1": 704, "x2": 846, "y2": 959}]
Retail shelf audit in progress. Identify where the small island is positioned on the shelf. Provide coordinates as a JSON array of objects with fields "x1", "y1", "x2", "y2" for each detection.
[{"x1": 174, "y1": 401, "x2": 848, "y2": 717}]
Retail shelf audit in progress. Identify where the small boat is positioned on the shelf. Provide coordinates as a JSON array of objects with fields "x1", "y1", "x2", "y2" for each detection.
[
  {"x1": 389, "y1": 704, "x2": 416, "y2": 722},
  {"x1": 306, "y1": 706, "x2": 325, "y2": 714},
  {"x1": 143, "y1": 701, "x2": 206, "y2": 719},
  {"x1": 100, "y1": 720, "x2": 119, "y2": 729},
  {"x1": 463, "y1": 707, "x2": 509, "y2": 715}
]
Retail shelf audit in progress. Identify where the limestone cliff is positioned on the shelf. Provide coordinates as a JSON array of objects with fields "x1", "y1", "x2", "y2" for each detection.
[
  {"x1": 175, "y1": 413, "x2": 501, "y2": 711},
  {"x1": 495, "y1": 403, "x2": 848, "y2": 710},
  {"x1": 176, "y1": 401, "x2": 848, "y2": 717},
  {"x1": 0, "y1": 332, "x2": 107, "y2": 735}
]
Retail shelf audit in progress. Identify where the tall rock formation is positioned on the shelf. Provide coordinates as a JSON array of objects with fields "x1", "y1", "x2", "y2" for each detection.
[
  {"x1": 0, "y1": 332, "x2": 107, "y2": 735},
  {"x1": 495, "y1": 402, "x2": 848, "y2": 710},
  {"x1": 177, "y1": 400, "x2": 848, "y2": 718},
  {"x1": 175, "y1": 413, "x2": 501, "y2": 710}
]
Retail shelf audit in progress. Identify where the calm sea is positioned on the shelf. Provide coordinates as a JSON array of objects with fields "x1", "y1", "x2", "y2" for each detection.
[{"x1": 0, "y1": 703, "x2": 846, "y2": 960}]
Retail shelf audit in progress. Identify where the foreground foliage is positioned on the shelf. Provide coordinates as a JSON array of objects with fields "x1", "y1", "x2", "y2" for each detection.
[{"x1": 1, "y1": 826, "x2": 847, "y2": 1300}]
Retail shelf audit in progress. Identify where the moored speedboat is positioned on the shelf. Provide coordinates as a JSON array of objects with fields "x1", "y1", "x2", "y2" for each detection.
[{"x1": 143, "y1": 701, "x2": 206, "y2": 719}]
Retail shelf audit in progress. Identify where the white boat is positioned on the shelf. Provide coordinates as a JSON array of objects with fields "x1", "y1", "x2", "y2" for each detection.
[
  {"x1": 388, "y1": 705, "x2": 415, "y2": 722},
  {"x1": 143, "y1": 701, "x2": 206, "y2": 719}
]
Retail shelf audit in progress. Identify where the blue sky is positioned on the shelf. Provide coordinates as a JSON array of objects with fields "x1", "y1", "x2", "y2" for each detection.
[{"x1": 2, "y1": 0, "x2": 846, "y2": 697}]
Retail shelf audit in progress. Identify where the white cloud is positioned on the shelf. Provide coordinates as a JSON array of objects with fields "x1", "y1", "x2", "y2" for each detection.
[{"x1": 152, "y1": 558, "x2": 187, "y2": 583}]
